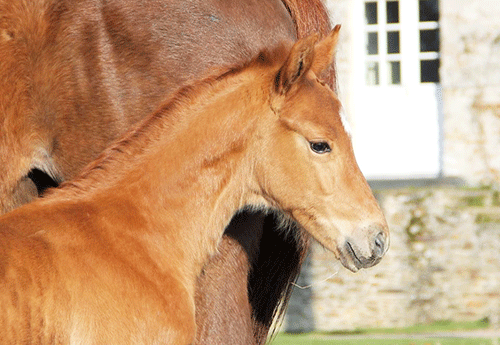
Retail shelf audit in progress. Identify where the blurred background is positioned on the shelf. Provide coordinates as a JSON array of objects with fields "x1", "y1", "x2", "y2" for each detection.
[{"x1": 281, "y1": 0, "x2": 500, "y2": 340}]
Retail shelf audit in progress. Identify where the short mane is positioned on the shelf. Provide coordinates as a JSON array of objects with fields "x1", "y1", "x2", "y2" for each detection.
[
  {"x1": 48, "y1": 43, "x2": 291, "y2": 200},
  {"x1": 42, "y1": 37, "x2": 315, "y2": 344}
]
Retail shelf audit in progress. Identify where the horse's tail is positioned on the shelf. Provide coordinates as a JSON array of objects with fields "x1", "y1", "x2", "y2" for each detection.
[{"x1": 248, "y1": 4, "x2": 334, "y2": 343}]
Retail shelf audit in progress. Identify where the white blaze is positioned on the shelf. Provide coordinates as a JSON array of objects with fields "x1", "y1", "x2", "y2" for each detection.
[{"x1": 339, "y1": 107, "x2": 352, "y2": 137}]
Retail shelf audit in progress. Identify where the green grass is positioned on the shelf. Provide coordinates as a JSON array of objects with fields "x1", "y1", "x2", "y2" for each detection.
[
  {"x1": 271, "y1": 320, "x2": 495, "y2": 345},
  {"x1": 334, "y1": 319, "x2": 490, "y2": 336},
  {"x1": 271, "y1": 334, "x2": 497, "y2": 345}
]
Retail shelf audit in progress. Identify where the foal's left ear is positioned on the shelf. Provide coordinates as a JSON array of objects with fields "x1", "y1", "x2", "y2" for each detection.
[
  {"x1": 310, "y1": 24, "x2": 341, "y2": 76},
  {"x1": 275, "y1": 33, "x2": 319, "y2": 95}
]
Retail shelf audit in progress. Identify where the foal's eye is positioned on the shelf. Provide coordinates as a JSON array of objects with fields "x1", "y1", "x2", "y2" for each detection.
[{"x1": 309, "y1": 141, "x2": 331, "y2": 154}]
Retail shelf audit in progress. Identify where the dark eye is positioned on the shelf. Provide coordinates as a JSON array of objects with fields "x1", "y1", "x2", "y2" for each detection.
[{"x1": 309, "y1": 141, "x2": 331, "y2": 154}]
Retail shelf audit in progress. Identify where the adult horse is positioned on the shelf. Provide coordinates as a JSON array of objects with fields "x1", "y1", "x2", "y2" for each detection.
[
  {"x1": 0, "y1": 28, "x2": 388, "y2": 344},
  {"x1": 1, "y1": 0, "x2": 335, "y2": 343}
]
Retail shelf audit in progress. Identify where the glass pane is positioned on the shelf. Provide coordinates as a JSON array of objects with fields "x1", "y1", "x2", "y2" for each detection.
[
  {"x1": 366, "y1": 62, "x2": 380, "y2": 85},
  {"x1": 387, "y1": 31, "x2": 400, "y2": 54},
  {"x1": 365, "y1": 2, "x2": 378, "y2": 25},
  {"x1": 367, "y1": 32, "x2": 378, "y2": 55},
  {"x1": 420, "y1": 29, "x2": 439, "y2": 52},
  {"x1": 389, "y1": 61, "x2": 401, "y2": 84},
  {"x1": 419, "y1": 0, "x2": 439, "y2": 22},
  {"x1": 421, "y1": 59, "x2": 440, "y2": 83},
  {"x1": 386, "y1": 1, "x2": 399, "y2": 24}
]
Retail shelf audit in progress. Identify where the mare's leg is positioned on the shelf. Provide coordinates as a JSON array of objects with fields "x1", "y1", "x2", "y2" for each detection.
[
  {"x1": 194, "y1": 211, "x2": 265, "y2": 345},
  {"x1": 0, "y1": 144, "x2": 37, "y2": 214},
  {"x1": 0, "y1": 118, "x2": 60, "y2": 214},
  {"x1": 1, "y1": 159, "x2": 60, "y2": 215},
  {"x1": 2, "y1": 176, "x2": 38, "y2": 214}
]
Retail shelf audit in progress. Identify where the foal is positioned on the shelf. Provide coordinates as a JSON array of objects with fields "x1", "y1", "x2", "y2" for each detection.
[
  {"x1": 0, "y1": 28, "x2": 388, "y2": 344},
  {"x1": 0, "y1": 1, "x2": 335, "y2": 342}
]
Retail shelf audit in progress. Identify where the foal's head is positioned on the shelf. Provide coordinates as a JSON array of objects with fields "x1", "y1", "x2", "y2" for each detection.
[{"x1": 254, "y1": 26, "x2": 388, "y2": 271}]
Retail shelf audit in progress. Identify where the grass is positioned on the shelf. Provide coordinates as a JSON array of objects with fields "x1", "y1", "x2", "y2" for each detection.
[
  {"x1": 271, "y1": 334, "x2": 497, "y2": 345},
  {"x1": 271, "y1": 320, "x2": 496, "y2": 345},
  {"x1": 334, "y1": 319, "x2": 491, "y2": 335}
]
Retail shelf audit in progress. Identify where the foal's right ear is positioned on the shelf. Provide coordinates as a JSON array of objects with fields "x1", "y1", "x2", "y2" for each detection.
[{"x1": 275, "y1": 33, "x2": 319, "y2": 95}]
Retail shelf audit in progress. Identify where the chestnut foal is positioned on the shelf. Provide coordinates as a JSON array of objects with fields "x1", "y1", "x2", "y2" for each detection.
[{"x1": 0, "y1": 28, "x2": 388, "y2": 344}]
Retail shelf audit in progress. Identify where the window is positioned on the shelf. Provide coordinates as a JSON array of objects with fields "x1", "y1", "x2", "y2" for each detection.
[
  {"x1": 352, "y1": 0, "x2": 442, "y2": 179},
  {"x1": 364, "y1": 0, "x2": 401, "y2": 86},
  {"x1": 363, "y1": 0, "x2": 440, "y2": 86},
  {"x1": 418, "y1": 0, "x2": 440, "y2": 83}
]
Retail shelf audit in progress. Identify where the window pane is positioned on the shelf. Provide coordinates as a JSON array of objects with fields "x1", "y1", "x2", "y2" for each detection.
[
  {"x1": 386, "y1": 1, "x2": 399, "y2": 24},
  {"x1": 419, "y1": 0, "x2": 439, "y2": 22},
  {"x1": 365, "y1": 2, "x2": 378, "y2": 25},
  {"x1": 366, "y1": 62, "x2": 380, "y2": 85},
  {"x1": 420, "y1": 29, "x2": 439, "y2": 52},
  {"x1": 421, "y1": 59, "x2": 440, "y2": 83},
  {"x1": 367, "y1": 32, "x2": 378, "y2": 55},
  {"x1": 389, "y1": 61, "x2": 401, "y2": 84},
  {"x1": 387, "y1": 31, "x2": 400, "y2": 54}
]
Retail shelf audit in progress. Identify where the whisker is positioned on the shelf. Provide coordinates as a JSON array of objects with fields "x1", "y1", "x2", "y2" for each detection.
[{"x1": 291, "y1": 270, "x2": 339, "y2": 290}]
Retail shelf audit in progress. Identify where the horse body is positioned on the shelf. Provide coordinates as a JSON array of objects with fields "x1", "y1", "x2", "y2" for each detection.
[
  {"x1": 0, "y1": 31, "x2": 388, "y2": 344},
  {"x1": 1, "y1": 1, "x2": 337, "y2": 343},
  {"x1": 0, "y1": 0, "x2": 334, "y2": 344},
  {"x1": 0, "y1": 0, "x2": 318, "y2": 212},
  {"x1": 1, "y1": 201, "x2": 196, "y2": 344}
]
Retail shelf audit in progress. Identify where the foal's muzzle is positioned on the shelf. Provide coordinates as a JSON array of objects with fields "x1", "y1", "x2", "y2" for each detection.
[{"x1": 339, "y1": 227, "x2": 389, "y2": 272}]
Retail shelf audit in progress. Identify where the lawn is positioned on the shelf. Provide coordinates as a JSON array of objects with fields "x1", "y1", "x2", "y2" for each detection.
[
  {"x1": 271, "y1": 320, "x2": 498, "y2": 345},
  {"x1": 271, "y1": 334, "x2": 497, "y2": 345}
]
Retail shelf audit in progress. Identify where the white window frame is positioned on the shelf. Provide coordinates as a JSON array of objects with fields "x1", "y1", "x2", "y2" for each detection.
[{"x1": 348, "y1": 0, "x2": 443, "y2": 180}]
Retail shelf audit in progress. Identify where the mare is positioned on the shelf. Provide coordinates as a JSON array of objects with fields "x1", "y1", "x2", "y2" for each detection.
[{"x1": 0, "y1": 28, "x2": 388, "y2": 344}]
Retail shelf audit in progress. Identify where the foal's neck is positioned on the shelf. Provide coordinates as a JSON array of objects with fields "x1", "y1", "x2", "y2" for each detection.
[{"x1": 83, "y1": 69, "x2": 271, "y2": 282}]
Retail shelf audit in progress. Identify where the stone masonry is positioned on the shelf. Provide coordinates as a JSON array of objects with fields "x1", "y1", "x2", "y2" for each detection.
[
  {"x1": 284, "y1": 0, "x2": 500, "y2": 333},
  {"x1": 286, "y1": 186, "x2": 500, "y2": 332},
  {"x1": 440, "y1": 0, "x2": 500, "y2": 185}
]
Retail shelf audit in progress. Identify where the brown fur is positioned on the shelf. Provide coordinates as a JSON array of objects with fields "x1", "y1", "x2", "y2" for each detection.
[
  {"x1": 0, "y1": 0, "x2": 335, "y2": 343},
  {"x1": 0, "y1": 32, "x2": 388, "y2": 344}
]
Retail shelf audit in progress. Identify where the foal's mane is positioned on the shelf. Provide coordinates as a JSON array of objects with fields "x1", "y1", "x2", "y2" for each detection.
[
  {"x1": 45, "y1": 39, "x2": 310, "y2": 344},
  {"x1": 49, "y1": 44, "x2": 290, "y2": 199}
]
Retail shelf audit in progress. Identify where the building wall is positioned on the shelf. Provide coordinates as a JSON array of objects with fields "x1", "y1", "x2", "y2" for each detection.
[
  {"x1": 284, "y1": 0, "x2": 500, "y2": 332},
  {"x1": 441, "y1": 0, "x2": 500, "y2": 185},
  {"x1": 325, "y1": 0, "x2": 500, "y2": 185},
  {"x1": 287, "y1": 186, "x2": 500, "y2": 331}
]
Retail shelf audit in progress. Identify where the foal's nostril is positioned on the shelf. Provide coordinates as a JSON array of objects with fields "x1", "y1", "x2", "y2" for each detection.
[{"x1": 373, "y1": 232, "x2": 385, "y2": 258}]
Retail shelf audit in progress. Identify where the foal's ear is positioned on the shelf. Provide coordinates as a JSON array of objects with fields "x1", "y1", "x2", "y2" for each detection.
[
  {"x1": 310, "y1": 24, "x2": 341, "y2": 76},
  {"x1": 275, "y1": 33, "x2": 319, "y2": 95}
]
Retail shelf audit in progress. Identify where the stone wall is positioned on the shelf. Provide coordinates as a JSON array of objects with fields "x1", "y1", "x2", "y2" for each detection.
[
  {"x1": 440, "y1": 0, "x2": 500, "y2": 185},
  {"x1": 285, "y1": 186, "x2": 500, "y2": 332},
  {"x1": 281, "y1": 0, "x2": 500, "y2": 333}
]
